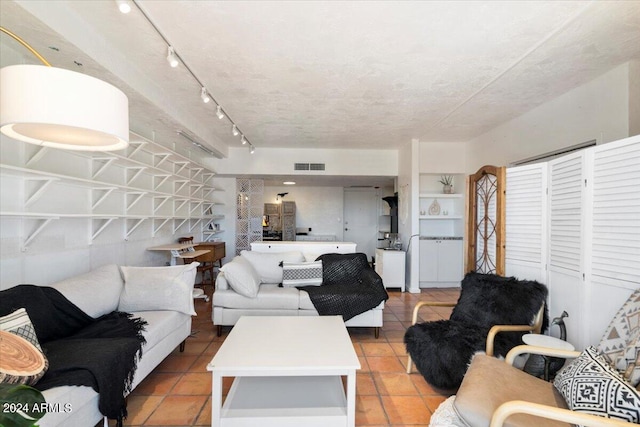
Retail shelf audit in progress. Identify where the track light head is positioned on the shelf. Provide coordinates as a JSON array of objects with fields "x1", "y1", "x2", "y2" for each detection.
[
  {"x1": 116, "y1": 0, "x2": 131, "y2": 13},
  {"x1": 232, "y1": 124, "x2": 239, "y2": 136},
  {"x1": 166, "y1": 46, "x2": 179, "y2": 68},
  {"x1": 216, "y1": 105, "x2": 225, "y2": 120},
  {"x1": 200, "y1": 87, "x2": 211, "y2": 103},
  {"x1": 250, "y1": 145, "x2": 256, "y2": 154},
  {"x1": 241, "y1": 135, "x2": 248, "y2": 145}
]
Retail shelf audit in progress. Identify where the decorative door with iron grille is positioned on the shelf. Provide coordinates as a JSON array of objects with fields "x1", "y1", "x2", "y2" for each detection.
[{"x1": 466, "y1": 166, "x2": 505, "y2": 275}]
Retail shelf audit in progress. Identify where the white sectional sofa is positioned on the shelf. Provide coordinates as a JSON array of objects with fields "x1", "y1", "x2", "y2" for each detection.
[
  {"x1": 22, "y1": 263, "x2": 195, "y2": 427},
  {"x1": 212, "y1": 241, "x2": 385, "y2": 337}
]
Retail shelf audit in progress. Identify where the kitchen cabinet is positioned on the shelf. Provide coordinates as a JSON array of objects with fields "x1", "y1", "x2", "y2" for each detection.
[
  {"x1": 419, "y1": 239, "x2": 463, "y2": 287},
  {"x1": 375, "y1": 249, "x2": 406, "y2": 292}
]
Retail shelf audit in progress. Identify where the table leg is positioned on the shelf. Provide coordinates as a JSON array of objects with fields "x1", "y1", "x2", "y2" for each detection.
[
  {"x1": 346, "y1": 370, "x2": 356, "y2": 427},
  {"x1": 211, "y1": 372, "x2": 223, "y2": 427}
]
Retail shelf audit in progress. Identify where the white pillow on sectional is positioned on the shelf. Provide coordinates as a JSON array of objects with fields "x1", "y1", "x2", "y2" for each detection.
[
  {"x1": 50, "y1": 264, "x2": 123, "y2": 318},
  {"x1": 220, "y1": 256, "x2": 261, "y2": 297},
  {"x1": 119, "y1": 263, "x2": 198, "y2": 316},
  {"x1": 240, "y1": 250, "x2": 304, "y2": 283}
]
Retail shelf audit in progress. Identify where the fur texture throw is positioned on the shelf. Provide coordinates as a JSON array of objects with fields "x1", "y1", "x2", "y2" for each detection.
[{"x1": 404, "y1": 272, "x2": 548, "y2": 390}]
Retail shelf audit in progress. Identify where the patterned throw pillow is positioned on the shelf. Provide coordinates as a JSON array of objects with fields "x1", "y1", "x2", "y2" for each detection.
[
  {"x1": 0, "y1": 308, "x2": 49, "y2": 385},
  {"x1": 282, "y1": 261, "x2": 323, "y2": 288},
  {"x1": 597, "y1": 288, "x2": 640, "y2": 387},
  {"x1": 554, "y1": 346, "x2": 640, "y2": 424}
]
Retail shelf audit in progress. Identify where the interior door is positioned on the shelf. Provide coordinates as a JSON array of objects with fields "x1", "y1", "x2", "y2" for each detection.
[{"x1": 343, "y1": 189, "x2": 378, "y2": 261}]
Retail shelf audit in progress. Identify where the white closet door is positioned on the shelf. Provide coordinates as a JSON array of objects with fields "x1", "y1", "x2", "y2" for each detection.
[
  {"x1": 548, "y1": 151, "x2": 585, "y2": 346},
  {"x1": 590, "y1": 138, "x2": 640, "y2": 288},
  {"x1": 505, "y1": 163, "x2": 548, "y2": 283}
]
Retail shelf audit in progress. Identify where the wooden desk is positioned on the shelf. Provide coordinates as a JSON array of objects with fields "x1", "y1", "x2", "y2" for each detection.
[
  {"x1": 147, "y1": 243, "x2": 210, "y2": 265},
  {"x1": 194, "y1": 242, "x2": 226, "y2": 267}
]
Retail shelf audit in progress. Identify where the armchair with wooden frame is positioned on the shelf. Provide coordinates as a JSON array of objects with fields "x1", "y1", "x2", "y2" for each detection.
[
  {"x1": 428, "y1": 287, "x2": 640, "y2": 427},
  {"x1": 451, "y1": 345, "x2": 636, "y2": 427},
  {"x1": 404, "y1": 272, "x2": 548, "y2": 390}
]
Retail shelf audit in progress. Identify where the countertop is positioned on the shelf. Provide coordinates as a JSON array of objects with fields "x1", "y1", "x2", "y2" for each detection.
[{"x1": 419, "y1": 236, "x2": 463, "y2": 240}]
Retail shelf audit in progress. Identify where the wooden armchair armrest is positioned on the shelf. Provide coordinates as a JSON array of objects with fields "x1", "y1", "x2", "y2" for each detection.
[
  {"x1": 485, "y1": 304, "x2": 546, "y2": 356},
  {"x1": 490, "y1": 400, "x2": 633, "y2": 427},
  {"x1": 410, "y1": 301, "x2": 456, "y2": 326},
  {"x1": 505, "y1": 344, "x2": 581, "y2": 366},
  {"x1": 406, "y1": 300, "x2": 456, "y2": 374},
  {"x1": 485, "y1": 324, "x2": 539, "y2": 356}
]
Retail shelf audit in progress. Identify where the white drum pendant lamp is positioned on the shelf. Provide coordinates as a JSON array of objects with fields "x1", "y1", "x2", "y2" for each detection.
[{"x1": 1, "y1": 64, "x2": 129, "y2": 151}]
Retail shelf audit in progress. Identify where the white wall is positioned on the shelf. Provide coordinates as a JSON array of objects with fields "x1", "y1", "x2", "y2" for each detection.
[
  {"x1": 466, "y1": 62, "x2": 634, "y2": 172},
  {"x1": 211, "y1": 146, "x2": 398, "y2": 177},
  {"x1": 629, "y1": 60, "x2": 640, "y2": 137},
  {"x1": 0, "y1": 137, "x2": 235, "y2": 290},
  {"x1": 419, "y1": 142, "x2": 468, "y2": 174},
  {"x1": 398, "y1": 139, "x2": 421, "y2": 293}
]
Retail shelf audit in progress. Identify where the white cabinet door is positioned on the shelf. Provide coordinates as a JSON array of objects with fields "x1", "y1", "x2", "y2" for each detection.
[
  {"x1": 438, "y1": 240, "x2": 463, "y2": 282},
  {"x1": 420, "y1": 240, "x2": 463, "y2": 286},
  {"x1": 419, "y1": 240, "x2": 439, "y2": 282}
]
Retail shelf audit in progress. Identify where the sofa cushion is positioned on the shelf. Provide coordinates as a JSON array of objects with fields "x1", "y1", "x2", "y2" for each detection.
[
  {"x1": 119, "y1": 263, "x2": 197, "y2": 316},
  {"x1": 50, "y1": 264, "x2": 123, "y2": 318},
  {"x1": 282, "y1": 261, "x2": 323, "y2": 288},
  {"x1": 220, "y1": 256, "x2": 261, "y2": 298},
  {"x1": 554, "y1": 346, "x2": 640, "y2": 424},
  {"x1": 130, "y1": 310, "x2": 189, "y2": 353},
  {"x1": 455, "y1": 354, "x2": 570, "y2": 427},
  {"x1": 240, "y1": 250, "x2": 304, "y2": 283},
  {"x1": 213, "y1": 284, "x2": 299, "y2": 310}
]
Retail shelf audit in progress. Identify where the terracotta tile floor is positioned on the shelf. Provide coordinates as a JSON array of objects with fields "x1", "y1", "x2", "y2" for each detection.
[{"x1": 111, "y1": 287, "x2": 460, "y2": 426}]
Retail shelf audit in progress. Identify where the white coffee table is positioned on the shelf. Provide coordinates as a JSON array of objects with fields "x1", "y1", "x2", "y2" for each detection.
[{"x1": 207, "y1": 316, "x2": 360, "y2": 427}]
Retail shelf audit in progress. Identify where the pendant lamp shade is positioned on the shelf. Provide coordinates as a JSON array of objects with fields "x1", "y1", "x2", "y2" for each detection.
[{"x1": 0, "y1": 64, "x2": 129, "y2": 151}]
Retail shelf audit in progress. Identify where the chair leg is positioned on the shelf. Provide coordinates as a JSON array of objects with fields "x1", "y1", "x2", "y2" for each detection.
[
  {"x1": 179, "y1": 340, "x2": 186, "y2": 352},
  {"x1": 374, "y1": 327, "x2": 380, "y2": 339},
  {"x1": 217, "y1": 325, "x2": 222, "y2": 337},
  {"x1": 407, "y1": 355, "x2": 413, "y2": 374}
]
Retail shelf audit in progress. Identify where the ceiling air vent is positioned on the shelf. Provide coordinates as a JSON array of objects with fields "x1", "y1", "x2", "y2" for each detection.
[{"x1": 294, "y1": 163, "x2": 326, "y2": 171}]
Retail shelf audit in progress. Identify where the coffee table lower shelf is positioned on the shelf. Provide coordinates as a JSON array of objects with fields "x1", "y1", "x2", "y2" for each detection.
[{"x1": 220, "y1": 375, "x2": 348, "y2": 427}]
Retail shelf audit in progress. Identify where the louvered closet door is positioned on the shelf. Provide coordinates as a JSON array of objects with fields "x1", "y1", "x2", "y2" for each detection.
[
  {"x1": 548, "y1": 151, "x2": 585, "y2": 347},
  {"x1": 590, "y1": 139, "x2": 640, "y2": 287},
  {"x1": 505, "y1": 164, "x2": 548, "y2": 283},
  {"x1": 585, "y1": 137, "x2": 640, "y2": 345}
]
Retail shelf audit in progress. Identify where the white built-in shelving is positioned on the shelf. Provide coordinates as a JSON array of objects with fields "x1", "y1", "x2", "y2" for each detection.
[
  {"x1": 418, "y1": 173, "x2": 465, "y2": 287},
  {"x1": 0, "y1": 131, "x2": 226, "y2": 248}
]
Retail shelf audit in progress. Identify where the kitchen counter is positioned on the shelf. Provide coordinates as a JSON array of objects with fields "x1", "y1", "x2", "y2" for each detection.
[{"x1": 419, "y1": 236, "x2": 463, "y2": 240}]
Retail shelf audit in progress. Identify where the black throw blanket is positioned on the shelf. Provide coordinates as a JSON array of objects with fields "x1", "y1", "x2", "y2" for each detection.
[
  {"x1": 298, "y1": 253, "x2": 388, "y2": 321},
  {"x1": 0, "y1": 285, "x2": 147, "y2": 421}
]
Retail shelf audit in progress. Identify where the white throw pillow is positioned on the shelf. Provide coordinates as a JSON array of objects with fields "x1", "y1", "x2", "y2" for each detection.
[
  {"x1": 220, "y1": 256, "x2": 261, "y2": 297},
  {"x1": 240, "y1": 250, "x2": 304, "y2": 283},
  {"x1": 119, "y1": 263, "x2": 198, "y2": 316}
]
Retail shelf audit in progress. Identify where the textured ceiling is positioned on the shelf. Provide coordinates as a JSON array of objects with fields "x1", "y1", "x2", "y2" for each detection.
[{"x1": 1, "y1": 0, "x2": 639, "y2": 157}]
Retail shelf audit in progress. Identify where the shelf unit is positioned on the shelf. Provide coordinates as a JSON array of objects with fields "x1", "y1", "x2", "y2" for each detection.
[
  {"x1": 418, "y1": 174, "x2": 465, "y2": 287},
  {"x1": 418, "y1": 193, "x2": 464, "y2": 237},
  {"x1": 0, "y1": 132, "x2": 226, "y2": 248}
]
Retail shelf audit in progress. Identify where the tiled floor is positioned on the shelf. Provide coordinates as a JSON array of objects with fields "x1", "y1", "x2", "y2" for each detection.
[{"x1": 114, "y1": 286, "x2": 460, "y2": 426}]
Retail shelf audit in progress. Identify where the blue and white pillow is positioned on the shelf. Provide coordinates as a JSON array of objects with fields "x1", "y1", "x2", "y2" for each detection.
[
  {"x1": 282, "y1": 261, "x2": 323, "y2": 288},
  {"x1": 554, "y1": 346, "x2": 640, "y2": 425}
]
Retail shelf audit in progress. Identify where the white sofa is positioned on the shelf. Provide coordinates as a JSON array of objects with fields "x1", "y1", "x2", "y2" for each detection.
[
  {"x1": 35, "y1": 263, "x2": 194, "y2": 427},
  {"x1": 212, "y1": 242, "x2": 385, "y2": 337}
]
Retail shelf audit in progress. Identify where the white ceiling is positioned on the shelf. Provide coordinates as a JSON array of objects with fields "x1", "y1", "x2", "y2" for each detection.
[{"x1": 1, "y1": 0, "x2": 639, "y2": 160}]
